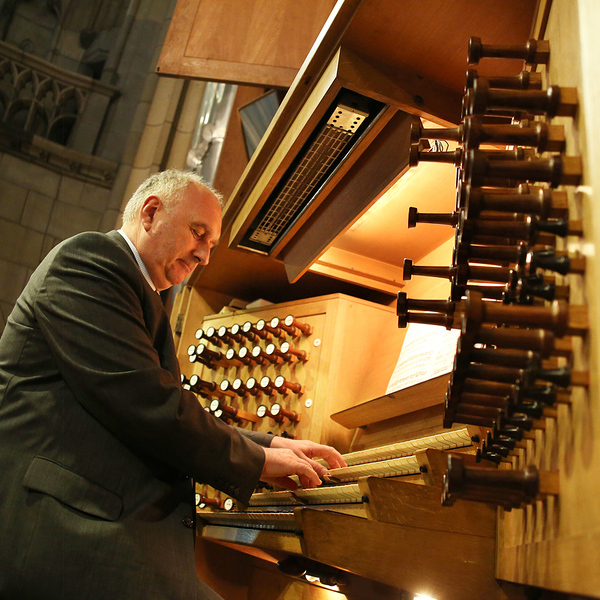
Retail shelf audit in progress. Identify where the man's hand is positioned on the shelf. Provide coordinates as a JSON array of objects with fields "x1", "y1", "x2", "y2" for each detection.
[{"x1": 260, "y1": 438, "x2": 347, "y2": 490}]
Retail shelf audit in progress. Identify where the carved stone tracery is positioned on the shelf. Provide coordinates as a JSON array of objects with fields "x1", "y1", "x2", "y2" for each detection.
[{"x1": 0, "y1": 39, "x2": 118, "y2": 185}]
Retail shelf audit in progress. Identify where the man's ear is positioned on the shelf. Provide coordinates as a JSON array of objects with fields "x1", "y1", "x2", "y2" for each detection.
[{"x1": 140, "y1": 196, "x2": 161, "y2": 232}]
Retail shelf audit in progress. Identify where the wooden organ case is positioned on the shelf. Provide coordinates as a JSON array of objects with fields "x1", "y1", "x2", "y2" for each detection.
[
  {"x1": 178, "y1": 294, "x2": 499, "y2": 600},
  {"x1": 170, "y1": 0, "x2": 600, "y2": 598}
]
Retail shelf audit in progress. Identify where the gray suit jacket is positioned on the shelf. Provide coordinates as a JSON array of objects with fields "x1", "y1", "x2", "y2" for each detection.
[{"x1": 0, "y1": 231, "x2": 269, "y2": 600}]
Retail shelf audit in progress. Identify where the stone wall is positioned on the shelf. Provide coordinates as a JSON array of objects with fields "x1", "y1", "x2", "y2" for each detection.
[{"x1": 0, "y1": 150, "x2": 112, "y2": 328}]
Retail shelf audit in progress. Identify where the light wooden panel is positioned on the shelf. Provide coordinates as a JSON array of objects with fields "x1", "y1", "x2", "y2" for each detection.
[
  {"x1": 330, "y1": 163, "x2": 457, "y2": 269},
  {"x1": 297, "y1": 509, "x2": 504, "y2": 600},
  {"x1": 331, "y1": 374, "x2": 449, "y2": 429},
  {"x1": 309, "y1": 246, "x2": 405, "y2": 295},
  {"x1": 352, "y1": 403, "x2": 447, "y2": 451},
  {"x1": 157, "y1": 0, "x2": 336, "y2": 87},
  {"x1": 187, "y1": 236, "x2": 397, "y2": 308},
  {"x1": 359, "y1": 476, "x2": 496, "y2": 538}
]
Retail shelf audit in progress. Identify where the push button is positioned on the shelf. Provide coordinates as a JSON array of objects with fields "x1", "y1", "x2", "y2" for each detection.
[{"x1": 182, "y1": 516, "x2": 194, "y2": 528}]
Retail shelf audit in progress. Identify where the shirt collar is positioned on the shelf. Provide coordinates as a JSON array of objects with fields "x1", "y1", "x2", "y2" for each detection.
[{"x1": 117, "y1": 229, "x2": 158, "y2": 292}]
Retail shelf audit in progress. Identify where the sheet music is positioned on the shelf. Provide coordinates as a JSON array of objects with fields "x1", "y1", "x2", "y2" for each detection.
[{"x1": 386, "y1": 323, "x2": 459, "y2": 394}]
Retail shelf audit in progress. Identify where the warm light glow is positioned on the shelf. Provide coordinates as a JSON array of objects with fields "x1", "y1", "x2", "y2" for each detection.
[
  {"x1": 347, "y1": 170, "x2": 415, "y2": 233},
  {"x1": 304, "y1": 575, "x2": 340, "y2": 593},
  {"x1": 414, "y1": 594, "x2": 438, "y2": 600}
]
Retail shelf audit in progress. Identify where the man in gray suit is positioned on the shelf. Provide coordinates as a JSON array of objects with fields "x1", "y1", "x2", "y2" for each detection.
[{"x1": 0, "y1": 170, "x2": 345, "y2": 599}]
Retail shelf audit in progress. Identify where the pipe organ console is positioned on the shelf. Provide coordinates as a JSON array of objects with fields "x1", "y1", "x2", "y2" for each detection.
[
  {"x1": 173, "y1": 4, "x2": 599, "y2": 598},
  {"x1": 178, "y1": 293, "x2": 506, "y2": 597}
]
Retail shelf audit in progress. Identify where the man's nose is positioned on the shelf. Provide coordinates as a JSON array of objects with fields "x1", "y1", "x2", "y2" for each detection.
[{"x1": 193, "y1": 242, "x2": 210, "y2": 266}]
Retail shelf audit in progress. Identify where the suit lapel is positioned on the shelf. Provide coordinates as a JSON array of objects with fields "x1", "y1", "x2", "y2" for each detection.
[{"x1": 106, "y1": 231, "x2": 180, "y2": 380}]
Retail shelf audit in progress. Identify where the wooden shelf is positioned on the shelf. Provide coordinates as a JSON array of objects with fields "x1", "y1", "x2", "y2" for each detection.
[{"x1": 331, "y1": 373, "x2": 450, "y2": 429}]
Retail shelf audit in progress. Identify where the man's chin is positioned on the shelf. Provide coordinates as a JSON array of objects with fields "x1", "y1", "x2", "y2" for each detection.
[{"x1": 167, "y1": 269, "x2": 194, "y2": 288}]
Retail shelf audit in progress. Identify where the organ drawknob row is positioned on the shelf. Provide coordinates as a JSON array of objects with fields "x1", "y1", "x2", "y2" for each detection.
[
  {"x1": 401, "y1": 35, "x2": 586, "y2": 510},
  {"x1": 411, "y1": 115, "x2": 566, "y2": 153},
  {"x1": 184, "y1": 313, "x2": 313, "y2": 475}
]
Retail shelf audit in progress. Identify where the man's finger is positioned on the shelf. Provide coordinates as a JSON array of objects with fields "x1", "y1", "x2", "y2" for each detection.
[
  {"x1": 295, "y1": 462, "x2": 322, "y2": 488},
  {"x1": 318, "y1": 447, "x2": 347, "y2": 469},
  {"x1": 298, "y1": 473, "x2": 318, "y2": 489},
  {"x1": 301, "y1": 443, "x2": 347, "y2": 469},
  {"x1": 305, "y1": 456, "x2": 328, "y2": 477}
]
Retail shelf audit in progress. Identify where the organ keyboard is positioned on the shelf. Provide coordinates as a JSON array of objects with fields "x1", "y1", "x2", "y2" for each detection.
[
  {"x1": 200, "y1": 511, "x2": 298, "y2": 532},
  {"x1": 197, "y1": 427, "x2": 476, "y2": 533},
  {"x1": 323, "y1": 426, "x2": 473, "y2": 466},
  {"x1": 320, "y1": 454, "x2": 421, "y2": 483}
]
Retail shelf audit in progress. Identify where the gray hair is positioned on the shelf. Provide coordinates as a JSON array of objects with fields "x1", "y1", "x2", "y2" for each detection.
[{"x1": 121, "y1": 169, "x2": 223, "y2": 225}]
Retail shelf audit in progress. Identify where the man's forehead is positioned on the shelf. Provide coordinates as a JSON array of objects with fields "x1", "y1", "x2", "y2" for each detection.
[
  {"x1": 181, "y1": 185, "x2": 221, "y2": 214},
  {"x1": 190, "y1": 184, "x2": 221, "y2": 207}
]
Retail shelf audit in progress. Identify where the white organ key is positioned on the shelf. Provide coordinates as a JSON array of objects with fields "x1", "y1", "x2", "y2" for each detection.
[
  {"x1": 294, "y1": 483, "x2": 361, "y2": 504},
  {"x1": 434, "y1": 434, "x2": 451, "y2": 449},
  {"x1": 249, "y1": 491, "x2": 296, "y2": 506}
]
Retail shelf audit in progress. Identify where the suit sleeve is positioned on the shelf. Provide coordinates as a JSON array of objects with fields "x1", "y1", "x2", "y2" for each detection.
[
  {"x1": 34, "y1": 233, "x2": 264, "y2": 504},
  {"x1": 236, "y1": 428, "x2": 273, "y2": 447}
]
